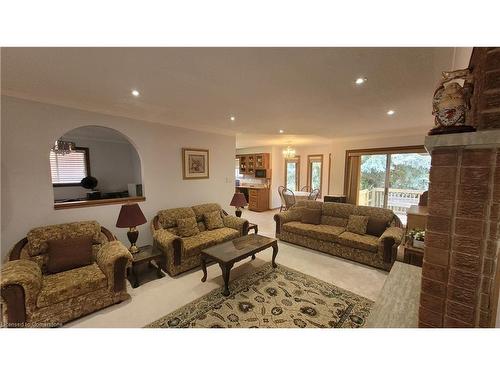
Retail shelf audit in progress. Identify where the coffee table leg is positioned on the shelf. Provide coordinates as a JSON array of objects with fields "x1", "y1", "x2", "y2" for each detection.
[
  {"x1": 271, "y1": 243, "x2": 278, "y2": 268},
  {"x1": 220, "y1": 263, "x2": 233, "y2": 296},
  {"x1": 200, "y1": 254, "x2": 208, "y2": 282},
  {"x1": 251, "y1": 254, "x2": 256, "y2": 260}
]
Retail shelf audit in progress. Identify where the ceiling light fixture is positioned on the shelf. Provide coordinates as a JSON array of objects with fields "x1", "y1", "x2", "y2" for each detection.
[
  {"x1": 282, "y1": 145, "x2": 296, "y2": 159},
  {"x1": 387, "y1": 110, "x2": 395, "y2": 116},
  {"x1": 230, "y1": 116, "x2": 236, "y2": 121},
  {"x1": 279, "y1": 130, "x2": 284, "y2": 134},
  {"x1": 131, "y1": 89, "x2": 140, "y2": 97},
  {"x1": 355, "y1": 77, "x2": 367, "y2": 85}
]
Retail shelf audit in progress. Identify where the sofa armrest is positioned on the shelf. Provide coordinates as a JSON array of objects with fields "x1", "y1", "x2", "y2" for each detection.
[
  {"x1": 274, "y1": 210, "x2": 302, "y2": 235},
  {"x1": 153, "y1": 229, "x2": 183, "y2": 266},
  {"x1": 379, "y1": 226, "x2": 404, "y2": 264},
  {"x1": 1, "y1": 260, "x2": 42, "y2": 325},
  {"x1": 96, "y1": 241, "x2": 133, "y2": 292},
  {"x1": 223, "y1": 215, "x2": 249, "y2": 236}
]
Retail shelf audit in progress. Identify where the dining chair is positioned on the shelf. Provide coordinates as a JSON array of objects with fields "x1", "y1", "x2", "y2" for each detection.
[
  {"x1": 278, "y1": 185, "x2": 286, "y2": 212},
  {"x1": 300, "y1": 186, "x2": 311, "y2": 192},
  {"x1": 308, "y1": 188, "x2": 320, "y2": 201},
  {"x1": 282, "y1": 188, "x2": 296, "y2": 210}
]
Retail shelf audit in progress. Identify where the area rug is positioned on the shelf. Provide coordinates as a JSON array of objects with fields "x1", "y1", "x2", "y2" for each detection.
[{"x1": 146, "y1": 263, "x2": 373, "y2": 328}]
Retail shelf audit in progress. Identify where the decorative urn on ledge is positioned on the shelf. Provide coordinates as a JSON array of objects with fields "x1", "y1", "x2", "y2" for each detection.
[{"x1": 429, "y1": 68, "x2": 476, "y2": 135}]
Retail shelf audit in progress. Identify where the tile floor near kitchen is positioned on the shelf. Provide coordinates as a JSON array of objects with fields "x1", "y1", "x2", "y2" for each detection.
[{"x1": 67, "y1": 208, "x2": 388, "y2": 328}]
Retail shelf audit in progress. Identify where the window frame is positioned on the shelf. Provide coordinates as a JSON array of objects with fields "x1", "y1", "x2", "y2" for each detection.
[
  {"x1": 307, "y1": 154, "x2": 324, "y2": 197},
  {"x1": 51, "y1": 146, "x2": 91, "y2": 187},
  {"x1": 284, "y1": 156, "x2": 300, "y2": 191}
]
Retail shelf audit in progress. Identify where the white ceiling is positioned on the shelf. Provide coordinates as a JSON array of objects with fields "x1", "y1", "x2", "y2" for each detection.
[{"x1": 1, "y1": 47, "x2": 455, "y2": 148}]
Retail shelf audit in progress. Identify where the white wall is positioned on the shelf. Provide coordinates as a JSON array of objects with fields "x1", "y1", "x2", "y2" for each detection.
[
  {"x1": 53, "y1": 137, "x2": 142, "y2": 200},
  {"x1": 1, "y1": 96, "x2": 236, "y2": 261}
]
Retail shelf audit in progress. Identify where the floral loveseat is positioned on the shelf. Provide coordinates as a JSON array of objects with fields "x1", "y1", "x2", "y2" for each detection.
[
  {"x1": 152, "y1": 203, "x2": 249, "y2": 276},
  {"x1": 0, "y1": 221, "x2": 132, "y2": 327},
  {"x1": 274, "y1": 201, "x2": 404, "y2": 270}
]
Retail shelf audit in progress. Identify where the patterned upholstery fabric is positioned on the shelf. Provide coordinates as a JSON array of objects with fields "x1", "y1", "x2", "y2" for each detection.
[
  {"x1": 152, "y1": 203, "x2": 248, "y2": 276},
  {"x1": 2, "y1": 222, "x2": 130, "y2": 327},
  {"x1": 153, "y1": 228, "x2": 181, "y2": 249},
  {"x1": 347, "y1": 215, "x2": 369, "y2": 235},
  {"x1": 223, "y1": 215, "x2": 249, "y2": 235},
  {"x1": 279, "y1": 230, "x2": 390, "y2": 270},
  {"x1": 36, "y1": 263, "x2": 107, "y2": 308},
  {"x1": 192, "y1": 203, "x2": 223, "y2": 221},
  {"x1": 158, "y1": 207, "x2": 196, "y2": 228},
  {"x1": 379, "y1": 226, "x2": 405, "y2": 247},
  {"x1": 26, "y1": 221, "x2": 101, "y2": 257},
  {"x1": 176, "y1": 217, "x2": 200, "y2": 237},
  {"x1": 1, "y1": 260, "x2": 42, "y2": 313},
  {"x1": 204, "y1": 211, "x2": 224, "y2": 230},
  {"x1": 283, "y1": 222, "x2": 345, "y2": 242},
  {"x1": 182, "y1": 228, "x2": 239, "y2": 258},
  {"x1": 95, "y1": 241, "x2": 133, "y2": 291},
  {"x1": 275, "y1": 201, "x2": 404, "y2": 270},
  {"x1": 338, "y1": 232, "x2": 379, "y2": 253}
]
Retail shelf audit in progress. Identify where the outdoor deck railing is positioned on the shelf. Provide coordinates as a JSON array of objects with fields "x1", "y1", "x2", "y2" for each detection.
[{"x1": 359, "y1": 188, "x2": 425, "y2": 219}]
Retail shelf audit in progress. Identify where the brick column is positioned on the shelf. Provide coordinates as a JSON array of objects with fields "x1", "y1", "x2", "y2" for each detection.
[{"x1": 419, "y1": 144, "x2": 500, "y2": 327}]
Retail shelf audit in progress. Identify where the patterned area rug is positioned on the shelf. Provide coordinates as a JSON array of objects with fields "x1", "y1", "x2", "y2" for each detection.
[{"x1": 146, "y1": 263, "x2": 373, "y2": 328}]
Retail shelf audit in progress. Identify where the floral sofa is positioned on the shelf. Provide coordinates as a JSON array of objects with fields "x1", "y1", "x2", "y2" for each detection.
[
  {"x1": 274, "y1": 201, "x2": 404, "y2": 270},
  {"x1": 0, "y1": 221, "x2": 132, "y2": 327},
  {"x1": 152, "y1": 203, "x2": 249, "y2": 276}
]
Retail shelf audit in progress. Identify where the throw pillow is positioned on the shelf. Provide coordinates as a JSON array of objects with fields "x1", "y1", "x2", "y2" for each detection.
[
  {"x1": 177, "y1": 217, "x2": 200, "y2": 237},
  {"x1": 204, "y1": 211, "x2": 225, "y2": 230},
  {"x1": 46, "y1": 236, "x2": 94, "y2": 274},
  {"x1": 366, "y1": 218, "x2": 389, "y2": 237},
  {"x1": 347, "y1": 215, "x2": 369, "y2": 235},
  {"x1": 301, "y1": 208, "x2": 322, "y2": 225}
]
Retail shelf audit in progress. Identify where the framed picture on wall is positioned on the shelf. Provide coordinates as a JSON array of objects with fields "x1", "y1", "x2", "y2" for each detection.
[{"x1": 182, "y1": 148, "x2": 210, "y2": 179}]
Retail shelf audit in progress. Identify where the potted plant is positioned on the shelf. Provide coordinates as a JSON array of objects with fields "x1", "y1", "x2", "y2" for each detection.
[{"x1": 408, "y1": 229, "x2": 425, "y2": 249}]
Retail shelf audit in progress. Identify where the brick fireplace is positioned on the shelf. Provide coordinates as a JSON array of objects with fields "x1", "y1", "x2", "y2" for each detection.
[
  {"x1": 419, "y1": 48, "x2": 500, "y2": 327},
  {"x1": 420, "y1": 133, "x2": 500, "y2": 327}
]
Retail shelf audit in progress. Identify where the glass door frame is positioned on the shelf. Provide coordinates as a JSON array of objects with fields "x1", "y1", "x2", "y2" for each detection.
[
  {"x1": 284, "y1": 156, "x2": 300, "y2": 191},
  {"x1": 307, "y1": 154, "x2": 324, "y2": 197},
  {"x1": 344, "y1": 145, "x2": 428, "y2": 205}
]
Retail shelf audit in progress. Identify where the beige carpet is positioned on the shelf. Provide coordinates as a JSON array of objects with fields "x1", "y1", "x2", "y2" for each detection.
[{"x1": 146, "y1": 263, "x2": 373, "y2": 328}]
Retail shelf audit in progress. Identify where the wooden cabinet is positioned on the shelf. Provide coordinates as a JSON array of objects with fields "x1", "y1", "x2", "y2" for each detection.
[
  {"x1": 236, "y1": 153, "x2": 270, "y2": 176},
  {"x1": 248, "y1": 188, "x2": 269, "y2": 212}
]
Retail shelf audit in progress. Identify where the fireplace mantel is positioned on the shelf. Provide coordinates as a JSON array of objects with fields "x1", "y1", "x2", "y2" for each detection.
[{"x1": 425, "y1": 129, "x2": 500, "y2": 153}]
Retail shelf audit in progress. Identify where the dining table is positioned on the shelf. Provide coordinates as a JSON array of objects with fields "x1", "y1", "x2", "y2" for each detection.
[{"x1": 293, "y1": 191, "x2": 310, "y2": 201}]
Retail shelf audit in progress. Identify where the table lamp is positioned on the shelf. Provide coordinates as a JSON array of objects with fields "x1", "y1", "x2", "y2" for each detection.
[
  {"x1": 230, "y1": 192, "x2": 248, "y2": 217},
  {"x1": 116, "y1": 203, "x2": 147, "y2": 253}
]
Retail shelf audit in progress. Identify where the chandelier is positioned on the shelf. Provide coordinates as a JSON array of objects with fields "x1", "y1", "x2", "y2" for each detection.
[
  {"x1": 282, "y1": 145, "x2": 296, "y2": 159},
  {"x1": 52, "y1": 139, "x2": 76, "y2": 155}
]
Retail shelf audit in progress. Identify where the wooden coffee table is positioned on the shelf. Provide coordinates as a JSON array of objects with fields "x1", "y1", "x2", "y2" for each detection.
[{"x1": 200, "y1": 234, "x2": 278, "y2": 296}]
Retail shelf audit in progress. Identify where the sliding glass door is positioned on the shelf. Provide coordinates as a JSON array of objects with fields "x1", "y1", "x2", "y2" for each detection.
[
  {"x1": 359, "y1": 154, "x2": 387, "y2": 208},
  {"x1": 349, "y1": 147, "x2": 430, "y2": 224}
]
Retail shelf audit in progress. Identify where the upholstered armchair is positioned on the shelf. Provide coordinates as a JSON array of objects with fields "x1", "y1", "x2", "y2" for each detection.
[
  {"x1": 0, "y1": 221, "x2": 132, "y2": 327},
  {"x1": 152, "y1": 203, "x2": 249, "y2": 276}
]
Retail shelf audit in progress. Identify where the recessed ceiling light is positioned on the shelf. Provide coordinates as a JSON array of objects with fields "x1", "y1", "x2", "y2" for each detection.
[
  {"x1": 279, "y1": 130, "x2": 284, "y2": 134},
  {"x1": 230, "y1": 116, "x2": 236, "y2": 121},
  {"x1": 131, "y1": 89, "x2": 140, "y2": 97},
  {"x1": 387, "y1": 110, "x2": 395, "y2": 116},
  {"x1": 355, "y1": 77, "x2": 367, "y2": 85}
]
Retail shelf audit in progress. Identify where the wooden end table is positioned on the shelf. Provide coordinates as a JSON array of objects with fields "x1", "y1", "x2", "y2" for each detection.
[
  {"x1": 127, "y1": 245, "x2": 165, "y2": 288},
  {"x1": 403, "y1": 244, "x2": 424, "y2": 267},
  {"x1": 248, "y1": 223, "x2": 258, "y2": 234},
  {"x1": 200, "y1": 234, "x2": 278, "y2": 296}
]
